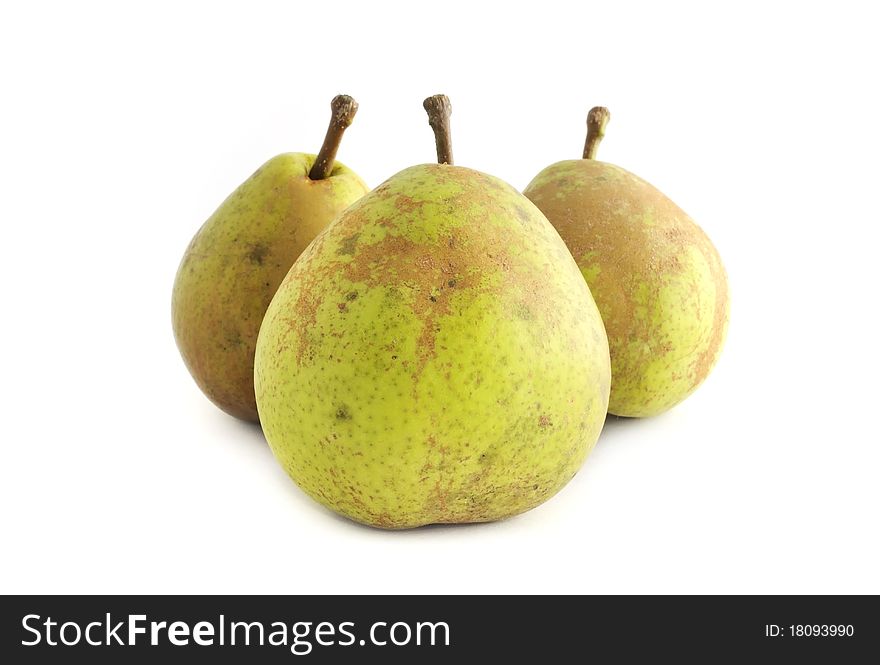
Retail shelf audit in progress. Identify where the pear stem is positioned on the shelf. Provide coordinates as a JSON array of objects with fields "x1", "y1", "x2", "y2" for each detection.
[
  {"x1": 423, "y1": 94, "x2": 453, "y2": 165},
  {"x1": 308, "y1": 95, "x2": 359, "y2": 180},
  {"x1": 583, "y1": 106, "x2": 610, "y2": 160}
]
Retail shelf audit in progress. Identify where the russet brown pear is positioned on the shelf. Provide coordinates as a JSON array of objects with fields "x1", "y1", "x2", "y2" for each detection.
[{"x1": 524, "y1": 107, "x2": 729, "y2": 417}]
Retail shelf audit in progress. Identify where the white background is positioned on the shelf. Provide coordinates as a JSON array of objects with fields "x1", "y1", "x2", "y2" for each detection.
[{"x1": 2, "y1": 1, "x2": 878, "y2": 594}]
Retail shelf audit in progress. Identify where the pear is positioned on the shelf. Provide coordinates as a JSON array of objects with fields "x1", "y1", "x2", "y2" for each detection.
[
  {"x1": 172, "y1": 95, "x2": 368, "y2": 421},
  {"x1": 524, "y1": 107, "x2": 729, "y2": 417},
  {"x1": 254, "y1": 95, "x2": 610, "y2": 528}
]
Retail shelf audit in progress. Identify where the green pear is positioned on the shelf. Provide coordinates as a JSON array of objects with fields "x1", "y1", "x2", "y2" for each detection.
[
  {"x1": 524, "y1": 107, "x2": 729, "y2": 417},
  {"x1": 172, "y1": 96, "x2": 369, "y2": 421},
  {"x1": 255, "y1": 95, "x2": 610, "y2": 528}
]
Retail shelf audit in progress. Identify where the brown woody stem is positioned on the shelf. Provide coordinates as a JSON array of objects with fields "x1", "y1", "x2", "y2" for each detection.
[
  {"x1": 583, "y1": 106, "x2": 610, "y2": 159},
  {"x1": 423, "y1": 94, "x2": 453, "y2": 165},
  {"x1": 309, "y1": 94, "x2": 358, "y2": 180}
]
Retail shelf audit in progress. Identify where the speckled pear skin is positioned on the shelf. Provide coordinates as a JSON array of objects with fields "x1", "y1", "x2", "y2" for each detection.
[
  {"x1": 172, "y1": 153, "x2": 368, "y2": 421},
  {"x1": 255, "y1": 164, "x2": 611, "y2": 528},
  {"x1": 524, "y1": 159, "x2": 728, "y2": 417}
]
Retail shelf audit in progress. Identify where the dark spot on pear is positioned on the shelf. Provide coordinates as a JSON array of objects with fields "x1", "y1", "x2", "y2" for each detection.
[
  {"x1": 335, "y1": 405, "x2": 352, "y2": 421},
  {"x1": 248, "y1": 244, "x2": 268, "y2": 265},
  {"x1": 447, "y1": 279, "x2": 456, "y2": 288},
  {"x1": 337, "y1": 233, "x2": 360, "y2": 255},
  {"x1": 346, "y1": 291, "x2": 359, "y2": 301}
]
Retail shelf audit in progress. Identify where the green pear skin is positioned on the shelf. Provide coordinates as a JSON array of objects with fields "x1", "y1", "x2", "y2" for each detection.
[
  {"x1": 173, "y1": 153, "x2": 368, "y2": 420},
  {"x1": 524, "y1": 113, "x2": 728, "y2": 417},
  {"x1": 255, "y1": 164, "x2": 611, "y2": 528}
]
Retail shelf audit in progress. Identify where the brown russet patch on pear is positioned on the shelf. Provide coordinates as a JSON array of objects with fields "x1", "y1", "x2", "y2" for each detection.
[
  {"x1": 421, "y1": 433, "x2": 454, "y2": 521},
  {"x1": 283, "y1": 166, "x2": 562, "y2": 375},
  {"x1": 372, "y1": 512, "x2": 394, "y2": 529},
  {"x1": 393, "y1": 194, "x2": 423, "y2": 214}
]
